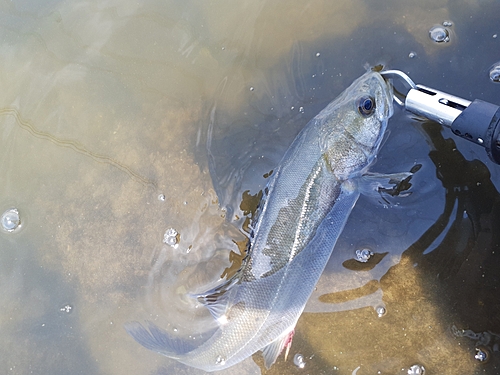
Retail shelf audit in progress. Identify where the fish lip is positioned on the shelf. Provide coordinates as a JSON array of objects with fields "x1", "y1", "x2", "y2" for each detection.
[{"x1": 374, "y1": 71, "x2": 394, "y2": 121}]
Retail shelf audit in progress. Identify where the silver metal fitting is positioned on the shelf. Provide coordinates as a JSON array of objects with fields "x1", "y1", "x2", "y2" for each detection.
[{"x1": 380, "y1": 70, "x2": 471, "y2": 127}]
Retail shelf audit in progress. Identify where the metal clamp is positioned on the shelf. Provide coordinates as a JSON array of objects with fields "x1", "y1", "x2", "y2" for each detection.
[{"x1": 381, "y1": 70, "x2": 500, "y2": 164}]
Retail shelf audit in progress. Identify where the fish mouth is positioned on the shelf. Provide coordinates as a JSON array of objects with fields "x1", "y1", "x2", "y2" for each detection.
[{"x1": 375, "y1": 71, "x2": 395, "y2": 121}]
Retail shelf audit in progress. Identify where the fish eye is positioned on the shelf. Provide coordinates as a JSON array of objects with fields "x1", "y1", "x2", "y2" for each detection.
[{"x1": 357, "y1": 96, "x2": 376, "y2": 117}]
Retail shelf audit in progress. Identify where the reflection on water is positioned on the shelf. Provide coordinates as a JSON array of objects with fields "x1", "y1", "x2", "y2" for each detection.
[{"x1": 1, "y1": 0, "x2": 500, "y2": 374}]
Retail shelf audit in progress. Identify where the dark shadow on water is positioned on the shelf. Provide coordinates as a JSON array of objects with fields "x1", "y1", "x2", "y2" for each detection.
[
  {"x1": 341, "y1": 119, "x2": 500, "y2": 374},
  {"x1": 391, "y1": 121, "x2": 500, "y2": 371}
]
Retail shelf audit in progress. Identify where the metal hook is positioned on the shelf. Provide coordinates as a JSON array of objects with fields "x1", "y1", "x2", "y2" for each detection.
[{"x1": 380, "y1": 70, "x2": 417, "y2": 107}]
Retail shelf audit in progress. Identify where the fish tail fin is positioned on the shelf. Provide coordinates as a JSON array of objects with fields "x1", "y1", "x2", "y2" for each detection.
[{"x1": 124, "y1": 320, "x2": 197, "y2": 358}]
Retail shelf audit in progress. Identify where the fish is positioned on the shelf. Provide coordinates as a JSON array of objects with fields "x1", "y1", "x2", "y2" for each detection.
[{"x1": 125, "y1": 70, "x2": 394, "y2": 372}]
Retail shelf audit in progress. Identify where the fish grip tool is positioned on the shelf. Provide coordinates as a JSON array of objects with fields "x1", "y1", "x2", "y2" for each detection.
[{"x1": 381, "y1": 70, "x2": 500, "y2": 164}]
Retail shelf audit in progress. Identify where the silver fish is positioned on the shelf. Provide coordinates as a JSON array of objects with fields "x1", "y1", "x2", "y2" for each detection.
[{"x1": 126, "y1": 70, "x2": 394, "y2": 372}]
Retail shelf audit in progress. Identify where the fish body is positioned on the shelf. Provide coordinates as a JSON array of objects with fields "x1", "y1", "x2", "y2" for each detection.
[{"x1": 126, "y1": 71, "x2": 393, "y2": 371}]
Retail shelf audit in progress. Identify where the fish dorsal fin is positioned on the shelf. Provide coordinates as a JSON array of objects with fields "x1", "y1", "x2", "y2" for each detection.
[
  {"x1": 261, "y1": 328, "x2": 295, "y2": 369},
  {"x1": 190, "y1": 277, "x2": 239, "y2": 323}
]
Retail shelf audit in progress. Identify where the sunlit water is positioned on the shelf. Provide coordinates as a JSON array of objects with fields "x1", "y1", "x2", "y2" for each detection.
[{"x1": 1, "y1": 1, "x2": 500, "y2": 374}]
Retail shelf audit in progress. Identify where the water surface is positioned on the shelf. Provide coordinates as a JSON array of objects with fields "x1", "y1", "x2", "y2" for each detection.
[{"x1": 1, "y1": 1, "x2": 499, "y2": 374}]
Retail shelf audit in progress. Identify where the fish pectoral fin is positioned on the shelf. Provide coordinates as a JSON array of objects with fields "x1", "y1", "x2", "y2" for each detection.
[
  {"x1": 124, "y1": 320, "x2": 197, "y2": 357},
  {"x1": 261, "y1": 328, "x2": 295, "y2": 369},
  {"x1": 189, "y1": 277, "x2": 239, "y2": 323}
]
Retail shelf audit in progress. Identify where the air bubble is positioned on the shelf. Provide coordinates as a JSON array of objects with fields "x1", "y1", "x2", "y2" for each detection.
[
  {"x1": 249, "y1": 87, "x2": 254, "y2": 91},
  {"x1": 429, "y1": 25, "x2": 450, "y2": 43},
  {"x1": 163, "y1": 228, "x2": 179, "y2": 247},
  {"x1": 1, "y1": 208, "x2": 21, "y2": 232},
  {"x1": 215, "y1": 355, "x2": 226, "y2": 365},
  {"x1": 293, "y1": 353, "x2": 306, "y2": 368},
  {"x1": 60, "y1": 304, "x2": 73, "y2": 314},
  {"x1": 475, "y1": 346, "x2": 489, "y2": 362},
  {"x1": 158, "y1": 194, "x2": 166, "y2": 201},
  {"x1": 298, "y1": 107, "x2": 304, "y2": 113},
  {"x1": 489, "y1": 62, "x2": 500, "y2": 83},
  {"x1": 355, "y1": 248, "x2": 373, "y2": 263},
  {"x1": 408, "y1": 364, "x2": 425, "y2": 375},
  {"x1": 315, "y1": 52, "x2": 321, "y2": 57},
  {"x1": 408, "y1": 51, "x2": 417, "y2": 59},
  {"x1": 442, "y1": 20, "x2": 453, "y2": 27},
  {"x1": 376, "y1": 306, "x2": 386, "y2": 317}
]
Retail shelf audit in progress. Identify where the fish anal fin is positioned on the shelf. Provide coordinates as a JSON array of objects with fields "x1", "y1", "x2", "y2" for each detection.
[{"x1": 261, "y1": 328, "x2": 295, "y2": 369}]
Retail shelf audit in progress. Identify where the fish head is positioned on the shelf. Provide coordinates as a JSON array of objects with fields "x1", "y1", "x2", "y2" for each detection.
[
  {"x1": 319, "y1": 70, "x2": 394, "y2": 179},
  {"x1": 345, "y1": 70, "x2": 394, "y2": 146}
]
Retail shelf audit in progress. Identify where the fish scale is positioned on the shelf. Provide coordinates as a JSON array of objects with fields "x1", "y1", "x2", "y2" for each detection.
[{"x1": 125, "y1": 70, "x2": 394, "y2": 372}]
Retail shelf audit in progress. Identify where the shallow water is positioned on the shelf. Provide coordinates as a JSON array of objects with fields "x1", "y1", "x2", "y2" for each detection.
[{"x1": 0, "y1": 1, "x2": 499, "y2": 374}]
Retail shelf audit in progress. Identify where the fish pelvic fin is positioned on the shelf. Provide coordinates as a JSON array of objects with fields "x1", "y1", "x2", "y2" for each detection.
[
  {"x1": 124, "y1": 320, "x2": 197, "y2": 358},
  {"x1": 189, "y1": 277, "x2": 239, "y2": 324},
  {"x1": 261, "y1": 328, "x2": 295, "y2": 369}
]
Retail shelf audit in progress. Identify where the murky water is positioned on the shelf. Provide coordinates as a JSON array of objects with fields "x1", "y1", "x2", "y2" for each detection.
[{"x1": 1, "y1": 1, "x2": 499, "y2": 374}]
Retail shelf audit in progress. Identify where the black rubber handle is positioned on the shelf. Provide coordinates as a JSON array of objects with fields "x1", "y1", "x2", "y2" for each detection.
[{"x1": 451, "y1": 99, "x2": 500, "y2": 164}]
